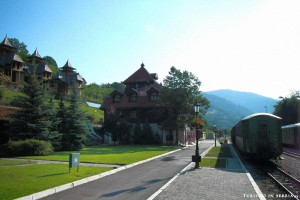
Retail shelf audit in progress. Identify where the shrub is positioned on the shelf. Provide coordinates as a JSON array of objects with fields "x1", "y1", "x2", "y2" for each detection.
[{"x1": 0, "y1": 139, "x2": 53, "y2": 157}]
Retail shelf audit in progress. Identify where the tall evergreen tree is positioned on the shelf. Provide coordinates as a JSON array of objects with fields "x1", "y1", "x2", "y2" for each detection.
[
  {"x1": 60, "y1": 85, "x2": 88, "y2": 150},
  {"x1": 10, "y1": 74, "x2": 58, "y2": 142}
]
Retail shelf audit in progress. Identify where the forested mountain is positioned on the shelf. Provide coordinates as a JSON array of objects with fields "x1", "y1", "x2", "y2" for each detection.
[
  {"x1": 202, "y1": 93, "x2": 252, "y2": 129},
  {"x1": 205, "y1": 89, "x2": 276, "y2": 113},
  {"x1": 202, "y1": 90, "x2": 277, "y2": 129}
]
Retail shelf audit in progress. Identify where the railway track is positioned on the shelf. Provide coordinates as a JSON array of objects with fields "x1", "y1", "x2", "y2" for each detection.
[
  {"x1": 267, "y1": 167, "x2": 300, "y2": 199},
  {"x1": 283, "y1": 151, "x2": 300, "y2": 159}
]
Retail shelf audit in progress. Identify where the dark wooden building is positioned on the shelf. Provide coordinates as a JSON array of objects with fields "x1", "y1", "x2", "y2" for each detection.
[
  {"x1": 51, "y1": 60, "x2": 86, "y2": 96},
  {"x1": 101, "y1": 63, "x2": 189, "y2": 145},
  {"x1": 0, "y1": 36, "x2": 25, "y2": 89},
  {"x1": 0, "y1": 35, "x2": 85, "y2": 97}
]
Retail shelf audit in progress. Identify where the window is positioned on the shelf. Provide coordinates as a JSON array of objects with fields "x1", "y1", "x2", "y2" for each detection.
[
  {"x1": 113, "y1": 95, "x2": 121, "y2": 103},
  {"x1": 150, "y1": 92, "x2": 158, "y2": 102},
  {"x1": 129, "y1": 94, "x2": 137, "y2": 102},
  {"x1": 130, "y1": 111, "x2": 137, "y2": 119}
]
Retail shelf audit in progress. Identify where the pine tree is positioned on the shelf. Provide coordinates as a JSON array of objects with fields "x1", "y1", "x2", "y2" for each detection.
[
  {"x1": 10, "y1": 74, "x2": 57, "y2": 142},
  {"x1": 60, "y1": 85, "x2": 88, "y2": 150}
]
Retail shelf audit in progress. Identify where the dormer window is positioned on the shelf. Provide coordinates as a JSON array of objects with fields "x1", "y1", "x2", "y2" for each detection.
[
  {"x1": 113, "y1": 95, "x2": 121, "y2": 103},
  {"x1": 150, "y1": 92, "x2": 158, "y2": 102}
]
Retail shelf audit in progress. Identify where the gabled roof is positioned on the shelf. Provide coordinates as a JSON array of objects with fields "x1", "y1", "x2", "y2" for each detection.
[
  {"x1": 52, "y1": 71, "x2": 84, "y2": 84},
  {"x1": 123, "y1": 63, "x2": 157, "y2": 84},
  {"x1": 36, "y1": 63, "x2": 52, "y2": 74},
  {"x1": 61, "y1": 60, "x2": 76, "y2": 72},
  {"x1": 31, "y1": 48, "x2": 42, "y2": 59},
  {"x1": 0, "y1": 36, "x2": 16, "y2": 52},
  {"x1": 0, "y1": 35, "x2": 14, "y2": 47},
  {"x1": 0, "y1": 52, "x2": 24, "y2": 64},
  {"x1": 125, "y1": 87, "x2": 139, "y2": 95},
  {"x1": 110, "y1": 90, "x2": 124, "y2": 97}
]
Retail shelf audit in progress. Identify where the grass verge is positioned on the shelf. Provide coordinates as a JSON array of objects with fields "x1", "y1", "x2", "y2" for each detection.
[
  {"x1": 21, "y1": 145, "x2": 180, "y2": 165},
  {"x1": 0, "y1": 164, "x2": 111, "y2": 200},
  {"x1": 205, "y1": 145, "x2": 233, "y2": 158},
  {"x1": 201, "y1": 158, "x2": 227, "y2": 168},
  {"x1": 200, "y1": 145, "x2": 232, "y2": 168}
]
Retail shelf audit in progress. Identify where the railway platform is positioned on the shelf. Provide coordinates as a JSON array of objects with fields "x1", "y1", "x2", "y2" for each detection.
[{"x1": 150, "y1": 142, "x2": 265, "y2": 200}]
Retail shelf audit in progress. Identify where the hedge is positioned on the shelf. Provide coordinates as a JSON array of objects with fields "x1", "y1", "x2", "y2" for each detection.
[{"x1": 0, "y1": 139, "x2": 53, "y2": 157}]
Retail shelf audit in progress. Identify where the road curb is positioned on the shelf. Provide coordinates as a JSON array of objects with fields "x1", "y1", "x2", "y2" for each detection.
[{"x1": 16, "y1": 148, "x2": 183, "y2": 200}]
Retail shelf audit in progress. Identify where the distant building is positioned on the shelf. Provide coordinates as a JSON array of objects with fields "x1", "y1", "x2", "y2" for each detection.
[
  {"x1": 0, "y1": 35, "x2": 85, "y2": 97},
  {"x1": 51, "y1": 60, "x2": 86, "y2": 97},
  {"x1": 101, "y1": 63, "x2": 188, "y2": 145},
  {"x1": 0, "y1": 36, "x2": 25, "y2": 89}
]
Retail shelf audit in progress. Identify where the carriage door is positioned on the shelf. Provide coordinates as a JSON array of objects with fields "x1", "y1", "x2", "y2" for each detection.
[{"x1": 258, "y1": 123, "x2": 270, "y2": 154}]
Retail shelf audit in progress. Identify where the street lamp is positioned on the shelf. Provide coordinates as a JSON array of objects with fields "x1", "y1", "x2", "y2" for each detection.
[
  {"x1": 214, "y1": 125, "x2": 217, "y2": 147},
  {"x1": 192, "y1": 103, "x2": 201, "y2": 169}
]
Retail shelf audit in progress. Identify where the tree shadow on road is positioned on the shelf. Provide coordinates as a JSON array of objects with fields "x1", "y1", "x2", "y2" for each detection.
[{"x1": 98, "y1": 178, "x2": 169, "y2": 198}]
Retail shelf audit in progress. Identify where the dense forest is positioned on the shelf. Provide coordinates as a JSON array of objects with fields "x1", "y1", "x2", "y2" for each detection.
[{"x1": 82, "y1": 82, "x2": 125, "y2": 103}]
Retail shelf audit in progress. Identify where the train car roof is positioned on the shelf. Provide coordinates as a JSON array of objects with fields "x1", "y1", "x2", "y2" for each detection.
[
  {"x1": 242, "y1": 113, "x2": 282, "y2": 121},
  {"x1": 281, "y1": 123, "x2": 300, "y2": 129}
]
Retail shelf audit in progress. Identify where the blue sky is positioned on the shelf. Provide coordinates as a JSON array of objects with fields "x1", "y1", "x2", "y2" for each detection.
[{"x1": 1, "y1": 0, "x2": 299, "y2": 99}]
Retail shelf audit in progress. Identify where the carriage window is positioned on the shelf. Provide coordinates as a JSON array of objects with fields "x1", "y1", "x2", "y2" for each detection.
[{"x1": 259, "y1": 124, "x2": 267, "y2": 138}]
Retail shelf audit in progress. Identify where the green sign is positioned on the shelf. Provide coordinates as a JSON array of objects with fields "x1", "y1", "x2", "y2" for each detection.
[{"x1": 69, "y1": 153, "x2": 80, "y2": 172}]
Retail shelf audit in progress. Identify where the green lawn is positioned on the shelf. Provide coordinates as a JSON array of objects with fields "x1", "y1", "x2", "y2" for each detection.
[
  {"x1": 200, "y1": 145, "x2": 232, "y2": 168},
  {"x1": 0, "y1": 145, "x2": 179, "y2": 200},
  {"x1": 0, "y1": 163, "x2": 111, "y2": 200},
  {"x1": 22, "y1": 145, "x2": 180, "y2": 165}
]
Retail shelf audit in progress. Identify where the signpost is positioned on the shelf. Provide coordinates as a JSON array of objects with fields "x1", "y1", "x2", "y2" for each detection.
[{"x1": 69, "y1": 153, "x2": 80, "y2": 173}]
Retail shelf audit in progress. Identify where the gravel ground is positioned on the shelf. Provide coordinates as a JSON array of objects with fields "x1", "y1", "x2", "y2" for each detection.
[{"x1": 275, "y1": 154, "x2": 300, "y2": 181}]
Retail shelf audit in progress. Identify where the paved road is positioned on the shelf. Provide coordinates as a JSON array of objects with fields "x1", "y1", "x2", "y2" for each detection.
[{"x1": 42, "y1": 141, "x2": 213, "y2": 200}]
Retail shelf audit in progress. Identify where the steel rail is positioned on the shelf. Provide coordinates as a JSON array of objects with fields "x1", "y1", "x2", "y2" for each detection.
[
  {"x1": 267, "y1": 168, "x2": 300, "y2": 200},
  {"x1": 283, "y1": 151, "x2": 300, "y2": 159}
]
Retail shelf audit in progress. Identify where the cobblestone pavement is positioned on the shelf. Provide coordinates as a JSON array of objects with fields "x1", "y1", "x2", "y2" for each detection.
[{"x1": 153, "y1": 143, "x2": 262, "y2": 200}]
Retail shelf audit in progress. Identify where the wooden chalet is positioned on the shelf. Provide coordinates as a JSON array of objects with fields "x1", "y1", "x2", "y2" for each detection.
[
  {"x1": 102, "y1": 63, "x2": 162, "y2": 121},
  {"x1": 0, "y1": 36, "x2": 25, "y2": 89},
  {"x1": 51, "y1": 60, "x2": 86, "y2": 96},
  {"x1": 29, "y1": 49, "x2": 53, "y2": 80},
  {"x1": 0, "y1": 35, "x2": 85, "y2": 97},
  {"x1": 101, "y1": 63, "x2": 191, "y2": 145}
]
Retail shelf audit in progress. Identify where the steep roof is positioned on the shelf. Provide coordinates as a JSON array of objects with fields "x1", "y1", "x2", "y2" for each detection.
[
  {"x1": 61, "y1": 60, "x2": 76, "y2": 72},
  {"x1": 36, "y1": 63, "x2": 52, "y2": 74},
  {"x1": 0, "y1": 35, "x2": 16, "y2": 52},
  {"x1": 123, "y1": 63, "x2": 157, "y2": 84},
  {"x1": 0, "y1": 52, "x2": 24, "y2": 65},
  {"x1": 0, "y1": 35, "x2": 14, "y2": 47},
  {"x1": 52, "y1": 71, "x2": 84, "y2": 84},
  {"x1": 31, "y1": 48, "x2": 42, "y2": 59},
  {"x1": 0, "y1": 105, "x2": 21, "y2": 121}
]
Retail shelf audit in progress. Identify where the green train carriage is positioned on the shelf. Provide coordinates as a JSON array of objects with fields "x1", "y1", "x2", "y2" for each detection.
[{"x1": 231, "y1": 113, "x2": 282, "y2": 160}]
